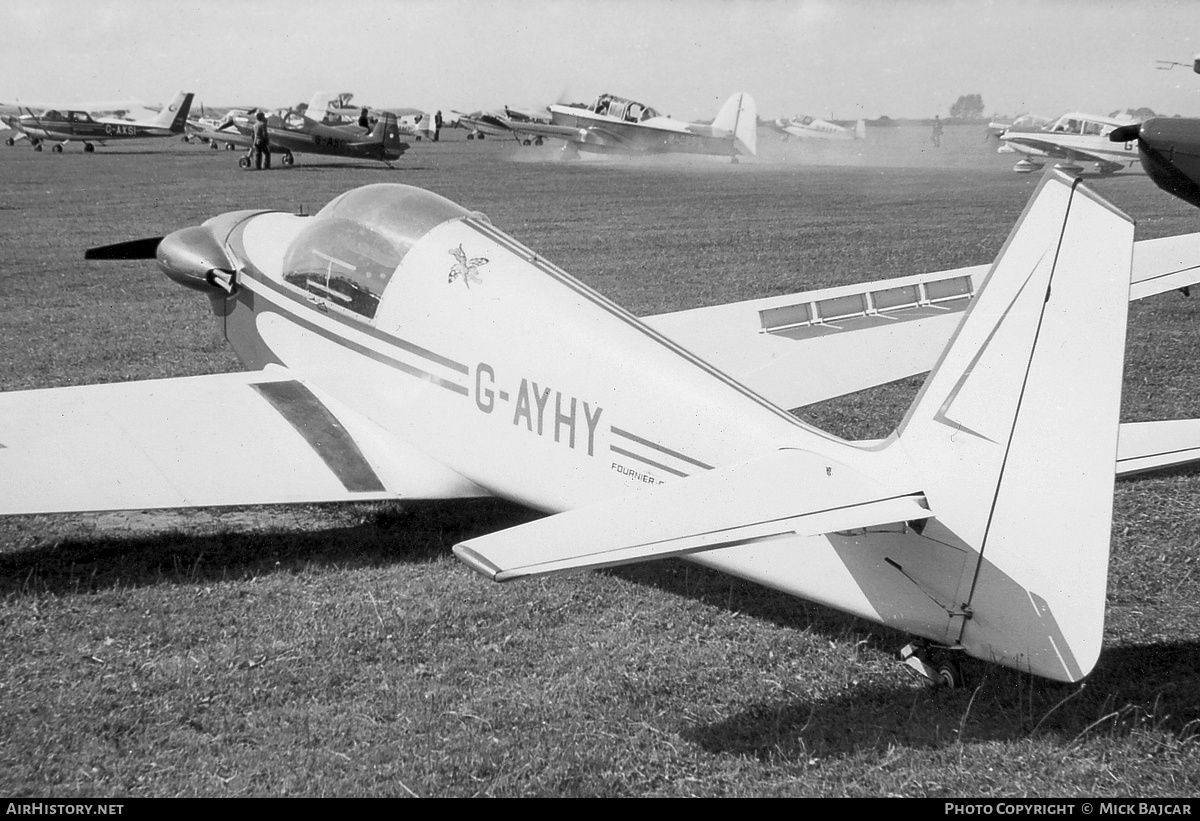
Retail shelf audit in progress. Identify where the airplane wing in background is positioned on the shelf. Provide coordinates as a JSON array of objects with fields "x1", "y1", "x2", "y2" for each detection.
[
  {"x1": 0, "y1": 366, "x2": 487, "y2": 516},
  {"x1": 1001, "y1": 135, "x2": 1114, "y2": 164},
  {"x1": 644, "y1": 231, "x2": 1200, "y2": 410}
]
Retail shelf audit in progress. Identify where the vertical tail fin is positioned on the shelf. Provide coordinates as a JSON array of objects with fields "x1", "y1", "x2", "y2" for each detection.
[
  {"x1": 712, "y1": 92, "x2": 757, "y2": 156},
  {"x1": 370, "y1": 112, "x2": 408, "y2": 158},
  {"x1": 892, "y1": 172, "x2": 1133, "y2": 681},
  {"x1": 151, "y1": 92, "x2": 194, "y2": 132}
]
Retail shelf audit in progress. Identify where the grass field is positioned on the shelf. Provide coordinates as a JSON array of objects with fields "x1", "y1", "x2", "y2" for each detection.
[{"x1": 2, "y1": 126, "x2": 1200, "y2": 796}]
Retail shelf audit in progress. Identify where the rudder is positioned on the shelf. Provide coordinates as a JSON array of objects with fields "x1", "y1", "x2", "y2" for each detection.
[
  {"x1": 712, "y1": 92, "x2": 757, "y2": 156},
  {"x1": 891, "y1": 172, "x2": 1133, "y2": 680}
]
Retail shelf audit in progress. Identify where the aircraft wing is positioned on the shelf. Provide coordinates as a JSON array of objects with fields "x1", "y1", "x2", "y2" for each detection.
[
  {"x1": 503, "y1": 120, "x2": 588, "y2": 142},
  {"x1": 455, "y1": 449, "x2": 930, "y2": 581},
  {"x1": 643, "y1": 232, "x2": 1200, "y2": 410},
  {"x1": 1001, "y1": 135, "x2": 1113, "y2": 164},
  {"x1": 0, "y1": 366, "x2": 487, "y2": 516},
  {"x1": 1116, "y1": 419, "x2": 1200, "y2": 476}
]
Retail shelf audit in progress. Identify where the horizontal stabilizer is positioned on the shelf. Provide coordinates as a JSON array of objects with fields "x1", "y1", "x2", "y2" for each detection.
[
  {"x1": 455, "y1": 449, "x2": 928, "y2": 581},
  {"x1": 1117, "y1": 419, "x2": 1200, "y2": 476}
]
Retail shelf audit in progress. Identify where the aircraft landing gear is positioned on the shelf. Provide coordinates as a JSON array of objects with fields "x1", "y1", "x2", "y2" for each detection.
[
  {"x1": 209, "y1": 141, "x2": 219, "y2": 150},
  {"x1": 83, "y1": 143, "x2": 95, "y2": 153},
  {"x1": 467, "y1": 133, "x2": 475, "y2": 140},
  {"x1": 225, "y1": 143, "x2": 236, "y2": 151},
  {"x1": 535, "y1": 136, "x2": 544, "y2": 146},
  {"x1": 281, "y1": 150, "x2": 295, "y2": 166},
  {"x1": 33, "y1": 142, "x2": 42, "y2": 152},
  {"x1": 238, "y1": 156, "x2": 251, "y2": 169},
  {"x1": 899, "y1": 642, "x2": 966, "y2": 689},
  {"x1": 1096, "y1": 161, "x2": 1122, "y2": 176},
  {"x1": 1054, "y1": 162, "x2": 1084, "y2": 176},
  {"x1": 522, "y1": 139, "x2": 532, "y2": 146},
  {"x1": 4, "y1": 137, "x2": 13, "y2": 147},
  {"x1": 1012, "y1": 159, "x2": 1044, "y2": 174},
  {"x1": 51, "y1": 143, "x2": 63, "y2": 153}
]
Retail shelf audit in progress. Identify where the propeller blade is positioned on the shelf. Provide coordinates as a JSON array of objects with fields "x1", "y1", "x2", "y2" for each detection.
[
  {"x1": 1109, "y1": 123, "x2": 1141, "y2": 143},
  {"x1": 84, "y1": 236, "x2": 164, "y2": 260}
]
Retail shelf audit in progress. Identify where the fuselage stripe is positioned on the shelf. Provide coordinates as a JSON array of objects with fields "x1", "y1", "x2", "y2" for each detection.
[
  {"x1": 609, "y1": 445, "x2": 689, "y2": 478},
  {"x1": 240, "y1": 280, "x2": 469, "y2": 396},
  {"x1": 236, "y1": 264, "x2": 469, "y2": 374},
  {"x1": 609, "y1": 425, "x2": 713, "y2": 470}
]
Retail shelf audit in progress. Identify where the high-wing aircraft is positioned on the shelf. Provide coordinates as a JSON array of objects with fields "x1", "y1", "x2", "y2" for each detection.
[
  {"x1": 1110, "y1": 118, "x2": 1200, "y2": 209},
  {"x1": 0, "y1": 92, "x2": 194, "y2": 153},
  {"x1": 6, "y1": 174, "x2": 1200, "y2": 687},
  {"x1": 772, "y1": 115, "x2": 865, "y2": 141},
  {"x1": 998, "y1": 111, "x2": 1139, "y2": 174},
  {"x1": 509, "y1": 92, "x2": 757, "y2": 161},
  {"x1": 187, "y1": 105, "x2": 409, "y2": 167}
]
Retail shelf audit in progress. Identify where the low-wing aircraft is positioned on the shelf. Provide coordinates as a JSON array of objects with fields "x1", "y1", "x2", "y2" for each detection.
[
  {"x1": 998, "y1": 111, "x2": 1139, "y2": 174},
  {"x1": 1110, "y1": 118, "x2": 1200, "y2": 209},
  {"x1": 6, "y1": 175, "x2": 1200, "y2": 687},
  {"x1": 0, "y1": 92, "x2": 194, "y2": 153},
  {"x1": 772, "y1": 115, "x2": 865, "y2": 141},
  {"x1": 508, "y1": 92, "x2": 757, "y2": 161},
  {"x1": 187, "y1": 105, "x2": 409, "y2": 167},
  {"x1": 452, "y1": 106, "x2": 551, "y2": 145},
  {"x1": 986, "y1": 113, "x2": 1051, "y2": 140}
]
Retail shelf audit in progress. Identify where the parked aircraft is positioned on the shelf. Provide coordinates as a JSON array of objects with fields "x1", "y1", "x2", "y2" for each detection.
[
  {"x1": 1110, "y1": 118, "x2": 1200, "y2": 209},
  {"x1": 0, "y1": 92, "x2": 194, "y2": 153},
  {"x1": 188, "y1": 105, "x2": 409, "y2": 167},
  {"x1": 997, "y1": 111, "x2": 1139, "y2": 174},
  {"x1": 6, "y1": 176, "x2": 1200, "y2": 687},
  {"x1": 986, "y1": 113, "x2": 1051, "y2": 140},
  {"x1": 773, "y1": 115, "x2": 865, "y2": 141},
  {"x1": 510, "y1": 92, "x2": 757, "y2": 161}
]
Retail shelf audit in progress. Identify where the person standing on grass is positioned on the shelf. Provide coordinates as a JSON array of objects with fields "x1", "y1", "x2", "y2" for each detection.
[
  {"x1": 434, "y1": 110, "x2": 443, "y2": 142},
  {"x1": 252, "y1": 111, "x2": 271, "y2": 170},
  {"x1": 932, "y1": 115, "x2": 944, "y2": 148}
]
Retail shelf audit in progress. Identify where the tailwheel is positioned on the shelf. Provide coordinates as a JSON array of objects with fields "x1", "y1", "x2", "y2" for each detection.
[
  {"x1": 899, "y1": 642, "x2": 967, "y2": 689},
  {"x1": 281, "y1": 151, "x2": 295, "y2": 166},
  {"x1": 51, "y1": 143, "x2": 63, "y2": 153}
]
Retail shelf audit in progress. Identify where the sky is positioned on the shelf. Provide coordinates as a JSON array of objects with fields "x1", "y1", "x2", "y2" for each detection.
[{"x1": 4, "y1": 0, "x2": 1200, "y2": 121}]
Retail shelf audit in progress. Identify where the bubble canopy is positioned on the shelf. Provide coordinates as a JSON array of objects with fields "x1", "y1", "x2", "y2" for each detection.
[{"x1": 280, "y1": 184, "x2": 470, "y2": 320}]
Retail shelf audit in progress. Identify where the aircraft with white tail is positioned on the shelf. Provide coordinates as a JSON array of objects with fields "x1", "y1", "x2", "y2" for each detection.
[{"x1": 4, "y1": 173, "x2": 1200, "y2": 686}]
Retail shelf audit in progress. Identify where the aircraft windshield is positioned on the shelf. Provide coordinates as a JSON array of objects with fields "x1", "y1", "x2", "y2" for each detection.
[{"x1": 280, "y1": 184, "x2": 470, "y2": 320}]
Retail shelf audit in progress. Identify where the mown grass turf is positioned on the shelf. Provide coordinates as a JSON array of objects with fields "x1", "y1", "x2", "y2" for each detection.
[{"x1": 1, "y1": 128, "x2": 1199, "y2": 796}]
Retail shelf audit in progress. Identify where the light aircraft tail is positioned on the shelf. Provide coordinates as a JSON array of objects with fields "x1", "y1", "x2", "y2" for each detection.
[
  {"x1": 371, "y1": 112, "x2": 406, "y2": 155},
  {"x1": 888, "y1": 171, "x2": 1132, "y2": 680},
  {"x1": 712, "y1": 92, "x2": 757, "y2": 156},
  {"x1": 150, "y1": 92, "x2": 194, "y2": 132}
]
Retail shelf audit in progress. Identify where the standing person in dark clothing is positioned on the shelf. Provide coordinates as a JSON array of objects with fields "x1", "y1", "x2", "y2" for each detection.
[
  {"x1": 434, "y1": 110, "x2": 443, "y2": 142},
  {"x1": 358, "y1": 107, "x2": 370, "y2": 129},
  {"x1": 932, "y1": 115, "x2": 944, "y2": 148},
  {"x1": 252, "y1": 111, "x2": 271, "y2": 170}
]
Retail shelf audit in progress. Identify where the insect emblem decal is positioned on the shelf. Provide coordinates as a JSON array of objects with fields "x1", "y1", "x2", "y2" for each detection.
[{"x1": 448, "y1": 245, "x2": 489, "y2": 288}]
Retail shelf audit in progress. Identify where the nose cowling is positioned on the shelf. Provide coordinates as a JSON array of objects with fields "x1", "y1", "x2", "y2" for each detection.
[
  {"x1": 156, "y1": 225, "x2": 237, "y2": 294},
  {"x1": 1113, "y1": 118, "x2": 1200, "y2": 209}
]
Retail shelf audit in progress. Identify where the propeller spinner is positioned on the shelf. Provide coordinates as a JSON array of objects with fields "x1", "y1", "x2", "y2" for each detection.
[{"x1": 85, "y1": 226, "x2": 237, "y2": 294}]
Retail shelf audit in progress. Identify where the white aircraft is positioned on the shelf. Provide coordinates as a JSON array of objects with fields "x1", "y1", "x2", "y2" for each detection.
[
  {"x1": 1, "y1": 92, "x2": 194, "y2": 153},
  {"x1": 773, "y1": 115, "x2": 865, "y2": 141},
  {"x1": 998, "y1": 111, "x2": 1140, "y2": 174},
  {"x1": 510, "y1": 92, "x2": 757, "y2": 161},
  {"x1": 986, "y1": 113, "x2": 1051, "y2": 140},
  {"x1": 4, "y1": 175, "x2": 1200, "y2": 687}
]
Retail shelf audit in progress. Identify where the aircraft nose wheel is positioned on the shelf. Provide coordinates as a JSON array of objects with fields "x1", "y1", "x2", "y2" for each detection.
[
  {"x1": 238, "y1": 156, "x2": 251, "y2": 169},
  {"x1": 281, "y1": 151, "x2": 294, "y2": 166},
  {"x1": 51, "y1": 144, "x2": 63, "y2": 153}
]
